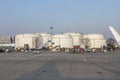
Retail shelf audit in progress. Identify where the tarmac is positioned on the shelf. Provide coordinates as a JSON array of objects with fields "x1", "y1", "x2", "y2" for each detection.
[{"x1": 0, "y1": 51, "x2": 120, "y2": 80}]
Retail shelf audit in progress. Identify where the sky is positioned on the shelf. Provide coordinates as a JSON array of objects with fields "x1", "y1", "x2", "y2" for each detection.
[{"x1": 0, "y1": 0, "x2": 120, "y2": 39}]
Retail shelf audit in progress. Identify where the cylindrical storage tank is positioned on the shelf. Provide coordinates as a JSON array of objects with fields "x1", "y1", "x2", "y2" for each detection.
[
  {"x1": 64, "y1": 32, "x2": 82, "y2": 47},
  {"x1": 52, "y1": 34, "x2": 73, "y2": 49},
  {"x1": 80, "y1": 35, "x2": 91, "y2": 49},
  {"x1": 35, "y1": 33, "x2": 51, "y2": 48},
  {"x1": 15, "y1": 33, "x2": 41, "y2": 49},
  {"x1": 86, "y1": 34, "x2": 106, "y2": 49}
]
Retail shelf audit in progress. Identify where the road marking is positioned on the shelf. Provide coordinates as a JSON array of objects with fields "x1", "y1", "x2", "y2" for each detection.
[{"x1": 80, "y1": 54, "x2": 88, "y2": 63}]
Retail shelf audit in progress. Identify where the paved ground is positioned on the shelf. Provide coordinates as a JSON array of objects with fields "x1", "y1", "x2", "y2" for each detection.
[{"x1": 0, "y1": 51, "x2": 120, "y2": 80}]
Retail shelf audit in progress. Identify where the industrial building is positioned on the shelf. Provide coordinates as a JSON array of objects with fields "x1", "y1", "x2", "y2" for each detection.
[
  {"x1": 0, "y1": 36, "x2": 14, "y2": 44},
  {"x1": 83, "y1": 34, "x2": 106, "y2": 51},
  {"x1": 63, "y1": 32, "x2": 82, "y2": 47},
  {"x1": 52, "y1": 34, "x2": 73, "y2": 51},
  {"x1": 0, "y1": 36, "x2": 15, "y2": 47},
  {"x1": 15, "y1": 33, "x2": 41, "y2": 50},
  {"x1": 35, "y1": 33, "x2": 51, "y2": 49},
  {"x1": 14, "y1": 32, "x2": 106, "y2": 52}
]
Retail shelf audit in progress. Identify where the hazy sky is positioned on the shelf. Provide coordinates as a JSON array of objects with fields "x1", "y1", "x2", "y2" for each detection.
[{"x1": 0, "y1": 0, "x2": 120, "y2": 38}]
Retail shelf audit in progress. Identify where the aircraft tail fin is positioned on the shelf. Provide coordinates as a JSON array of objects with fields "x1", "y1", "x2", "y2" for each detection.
[{"x1": 109, "y1": 26, "x2": 120, "y2": 45}]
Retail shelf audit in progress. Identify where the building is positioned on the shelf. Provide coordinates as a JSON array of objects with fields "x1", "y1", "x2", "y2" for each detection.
[
  {"x1": 0, "y1": 36, "x2": 15, "y2": 47},
  {"x1": 83, "y1": 34, "x2": 106, "y2": 51},
  {"x1": 15, "y1": 33, "x2": 41, "y2": 49}
]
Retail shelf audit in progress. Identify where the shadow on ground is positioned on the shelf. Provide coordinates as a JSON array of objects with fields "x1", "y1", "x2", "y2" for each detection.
[{"x1": 17, "y1": 61, "x2": 109, "y2": 80}]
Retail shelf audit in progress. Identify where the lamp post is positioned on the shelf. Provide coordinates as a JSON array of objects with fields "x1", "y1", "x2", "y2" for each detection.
[{"x1": 50, "y1": 27, "x2": 53, "y2": 45}]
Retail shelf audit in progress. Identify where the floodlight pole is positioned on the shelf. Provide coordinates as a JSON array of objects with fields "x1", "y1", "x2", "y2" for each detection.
[{"x1": 50, "y1": 27, "x2": 53, "y2": 45}]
